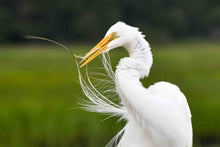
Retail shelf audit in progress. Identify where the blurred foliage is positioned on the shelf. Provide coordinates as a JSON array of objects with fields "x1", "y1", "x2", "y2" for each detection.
[
  {"x1": 0, "y1": 43, "x2": 220, "y2": 146},
  {"x1": 0, "y1": 0, "x2": 220, "y2": 43}
]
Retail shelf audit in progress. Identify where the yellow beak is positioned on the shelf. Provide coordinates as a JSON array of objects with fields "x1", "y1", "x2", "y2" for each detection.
[{"x1": 79, "y1": 32, "x2": 117, "y2": 68}]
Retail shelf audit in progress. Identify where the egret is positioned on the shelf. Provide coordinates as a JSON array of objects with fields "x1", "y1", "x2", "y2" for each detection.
[{"x1": 79, "y1": 22, "x2": 192, "y2": 147}]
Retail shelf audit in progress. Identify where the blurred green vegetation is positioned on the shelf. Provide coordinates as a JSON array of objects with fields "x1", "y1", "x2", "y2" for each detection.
[{"x1": 0, "y1": 42, "x2": 220, "y2": 146}]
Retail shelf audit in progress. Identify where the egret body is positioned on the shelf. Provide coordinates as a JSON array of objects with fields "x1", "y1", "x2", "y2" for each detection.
[{"x1": 79, "y1": 22, "x2": 192, "y2": 147}]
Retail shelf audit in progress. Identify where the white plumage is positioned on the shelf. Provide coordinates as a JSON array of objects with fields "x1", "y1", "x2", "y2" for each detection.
[{"x1": 79, "y1": 22, "x2": 192, "y2": 147}]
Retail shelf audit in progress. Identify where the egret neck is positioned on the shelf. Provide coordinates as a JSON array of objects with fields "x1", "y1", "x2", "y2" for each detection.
[
  {"x1": 115, "y1": 33, "x2": 153, "y2": 117},
  {"x1": 115, "y1": 35, "x2": 156, "y2": 146},
  {"x1": 116, "y1": 34, "x2": 153, "y2": 80}
]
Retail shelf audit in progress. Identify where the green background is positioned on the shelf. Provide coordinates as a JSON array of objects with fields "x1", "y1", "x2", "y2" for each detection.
[
  {"x1": 0, "y1": 42, "x2": 220, "y2": 146},
  {"x1": 1, "y1": 0, "x2": 220, "y2": 146}
]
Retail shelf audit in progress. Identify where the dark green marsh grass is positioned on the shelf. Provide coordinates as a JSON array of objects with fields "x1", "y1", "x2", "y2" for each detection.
[{"x1": 0, "y1": 42, "x2": 220, "y2": 146}]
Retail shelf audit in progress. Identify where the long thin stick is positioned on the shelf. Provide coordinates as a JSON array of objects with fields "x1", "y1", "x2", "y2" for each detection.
[{"x1": 24, "y1": 35, "x2": 79, "y2": 67}]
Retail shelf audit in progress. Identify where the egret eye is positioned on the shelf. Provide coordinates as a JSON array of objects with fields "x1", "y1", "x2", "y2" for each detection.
[
  {"x1": 109, "y1": 32, "x2": 117, "y2": 41},
  {"x1": 112, "y1": 32, "x2": 118, "y2": 38}
]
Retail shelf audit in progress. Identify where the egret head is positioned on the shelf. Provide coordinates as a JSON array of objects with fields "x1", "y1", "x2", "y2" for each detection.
[{"x1": 79, "y1": 22, "x2": 144, "y2": 68}]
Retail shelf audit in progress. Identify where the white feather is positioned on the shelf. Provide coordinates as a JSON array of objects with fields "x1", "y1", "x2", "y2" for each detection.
[{"x1": 79, "y1": 22, "x2": 192, "y2": 147}]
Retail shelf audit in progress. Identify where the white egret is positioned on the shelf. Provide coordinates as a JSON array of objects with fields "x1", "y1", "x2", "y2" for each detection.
[{"x1": 79, "y1": 22, "x2": 192, "y2": 147}]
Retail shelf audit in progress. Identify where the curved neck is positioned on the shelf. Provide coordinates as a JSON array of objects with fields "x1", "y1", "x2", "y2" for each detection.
[
  {"x1": 115, "y1": 37, "x2": 155, "y2": 145},
  {"x1": 117, "y1": 36, "x2": 153, "y2": 79}
]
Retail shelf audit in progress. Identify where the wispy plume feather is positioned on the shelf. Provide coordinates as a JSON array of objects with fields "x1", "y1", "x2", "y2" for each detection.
[
  {"x1": 78, "y1": 53, "x2": 126, "y2": 117},
  {"x1": 25, "y1": 36, "x2": 126, "y2": 146}
]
